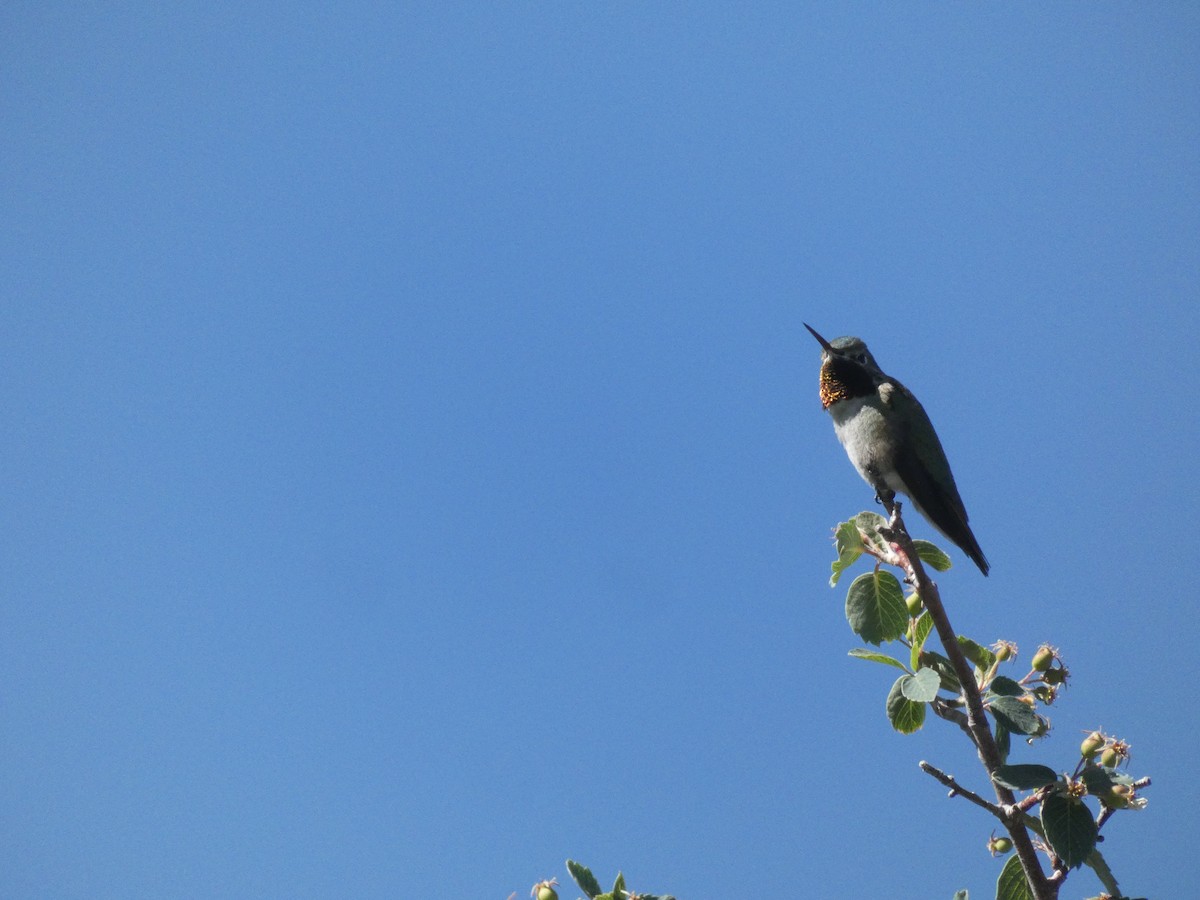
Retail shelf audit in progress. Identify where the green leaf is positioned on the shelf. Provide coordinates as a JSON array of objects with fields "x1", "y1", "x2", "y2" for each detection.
[
  {"x1": 957, "y1": 636, "x2": 997, "y2": 671},
  {"x1": 913, "y1": 539, "x2": 953, "y2": 571},
  {"x1": 992, "y1": 764, "x2": 1059, "y2": 791},
  {"x1": 900, "y1": 666, "x2": 941, "y2": 702},
  {"x1": 1041, "y1": 793, "x2": 1098, "y2": 869},
  {"x1": 830, "y1": 520, "x2": 864, "y2": 586},
  {"x1": 988, "y1": 696, "x2": 1041, "y2": 736},
  {"x1": 612, "y1": 872, "x2": 626, "y2": 896},
  {"x1": 995, "y1": 852, "x2": 1033, "y2": 900},
  {"x1": 994, "y1": 721, "x2": 1011, "y2": 765},
  {"x1": 919, "y1": 650, "x2": 961, "y2": 693},
  {"x1": 852, "y1": 510, "x2": 889, "y2": 539},
  {"x1": 848, "y1": 647, "x2": 910, "y2": 672},
  {"x1": 886, "y1": 674, "x2": 927, "y2": 734},
  {"x1": 567, "y1": 860, "x2": 603, "y2": 899},
  {"x1": 845, "y1": 570, "x2": 908, "y2": 645},
  {"x1": 1078, "y1": 764, "x2": 1136, "y2": 793},
  {"x1": 848, "y1": 509, "x2": 895, "y2": 561},
  {"x1": 910, "y1": 610, "x2": 934, "y2": 671},
  {"x1": 1078, "y1": 765, "x2": 1142, "y2": 813},
  {"x1": 1083, "y1": 847, "x2": 1121, "y2": 897},
  {"x1": 988, "y1": 676, "x2": 1026, "y2": 698}
]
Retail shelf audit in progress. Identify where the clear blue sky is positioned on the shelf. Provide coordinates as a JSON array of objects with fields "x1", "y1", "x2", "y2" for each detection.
[{"x1": 3, "y1": 4, "x2": 1197, "y2": 898}]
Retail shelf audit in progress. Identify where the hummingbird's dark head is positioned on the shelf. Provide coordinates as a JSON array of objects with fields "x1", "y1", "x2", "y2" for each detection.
[
  {"x1": 827, "y1": 336, "x2": 881, "y2": 371},
  {"x1": 803, "y1": 324, "x2": 882, "y2": 370},
  {"x1": 803, "y1": 324, "x2": 883, "y2": 408}
]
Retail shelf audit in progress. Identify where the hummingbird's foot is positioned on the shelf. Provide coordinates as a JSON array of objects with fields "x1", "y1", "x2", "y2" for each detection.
[{"x1": 874, "y1": 488, "x2": 898, "y2": 517}]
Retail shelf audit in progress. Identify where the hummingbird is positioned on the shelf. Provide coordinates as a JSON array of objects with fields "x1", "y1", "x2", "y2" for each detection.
[{"x1": 804, "y1": 323, "x2": 989, "y2": 575}]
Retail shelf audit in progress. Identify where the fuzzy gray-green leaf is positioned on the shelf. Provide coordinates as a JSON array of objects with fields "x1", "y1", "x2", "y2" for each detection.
[
  {"x1": 848, "y1": 647, "x2": 910, "y2": 672},
  {"x1": 612, "y1": 872, "x2": 626, "y2": 896},
  {"x1": 567, "y1": 860, "x2": 603, "y2": 899},
  {"x1": 846, "y1": 570, "x2": 908, "y2": 646},
  {"x1": 957, "y1": 636, "x2": 996, "y2": 670},
  {"x1": 912, "y1": 539, "x2": 953, "y2": 571},
  {"x1": 996, "y1": 853, "x2": 1033, "y2": 900},
  {"x1": 910, "y1": 610, "x2": 934, "y2": 671},
  {"x1": 886, "y1": 674, "x2": 927, "y2": 734},
  {"x1": 992, "y1": 764, "x2": 1059, "y2": 791},
  {"x1": 900, "y1": 666, "x2": 941, "y2": 703},
  {"x1": 988, "y1": 696, "x2": 1040, "y2": 736},
  {"x1": 1041, "y1": 793, "x2": 1098, "y2": 869},
  {"x1": 831, "y1": 520, "x2": 864, "y2": 586},
  {"x1": 987, "y1": 676, "x2": 1026, "y2": 698}
]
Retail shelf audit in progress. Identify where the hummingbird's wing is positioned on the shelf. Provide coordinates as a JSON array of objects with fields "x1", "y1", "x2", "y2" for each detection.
[{"x1": 882, "y1": 379, "x2": 990, "y2": 575}]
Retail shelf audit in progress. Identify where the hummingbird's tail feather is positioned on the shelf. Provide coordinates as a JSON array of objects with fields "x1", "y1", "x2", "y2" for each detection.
[
  {"x1": 936, "y1": 512, "x2": 990, "y2": 576},
  {"x1": 894, "y1": 451, "x2": 990, "y2": 576}
]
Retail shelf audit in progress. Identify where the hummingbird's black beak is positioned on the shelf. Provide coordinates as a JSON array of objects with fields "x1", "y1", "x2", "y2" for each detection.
[{"x1": 803, "y1": 322, "x2": 836, "y2": 353}]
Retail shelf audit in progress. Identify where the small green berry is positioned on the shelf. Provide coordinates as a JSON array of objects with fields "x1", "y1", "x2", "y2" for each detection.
[
  {"x1": 1031, "y1": 645, "x2": 1054, "y2": 672},
  {"x1": 1080, "y1": 731, "x2": 1105, "y2": 759},
  {"x1": 988, "y1": 835, "x2": 1013, "y2": 856},
  {"x1": 1105, "y1": 783, "x2": 1133, "y2": 809},
  {"x1": 992, "y1": 640, "x2": 1017, "y2": 662}
]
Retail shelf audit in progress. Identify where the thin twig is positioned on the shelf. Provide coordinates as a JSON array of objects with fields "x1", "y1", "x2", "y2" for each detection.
[
  {"x1": 929, "y1": 698, "x2": 971, "y2": 735},
  {"x1": 918, "y1": 761, "x2": 1004, "y2": 817}
]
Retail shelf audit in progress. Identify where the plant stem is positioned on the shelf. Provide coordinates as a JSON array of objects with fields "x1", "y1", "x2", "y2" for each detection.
[{"x1": 881, "y1": 502, "x2": 1058, "y2": 900}]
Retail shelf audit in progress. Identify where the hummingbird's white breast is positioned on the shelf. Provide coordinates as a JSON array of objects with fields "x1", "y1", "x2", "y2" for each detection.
[{"x1": 827, "y1": 392, "x2": 910, "y2": 499}]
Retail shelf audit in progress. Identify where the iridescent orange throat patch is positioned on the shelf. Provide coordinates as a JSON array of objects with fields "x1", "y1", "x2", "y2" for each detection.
[{"x1": 818, "y1": 358, "x2": 875, "y2": 409}]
